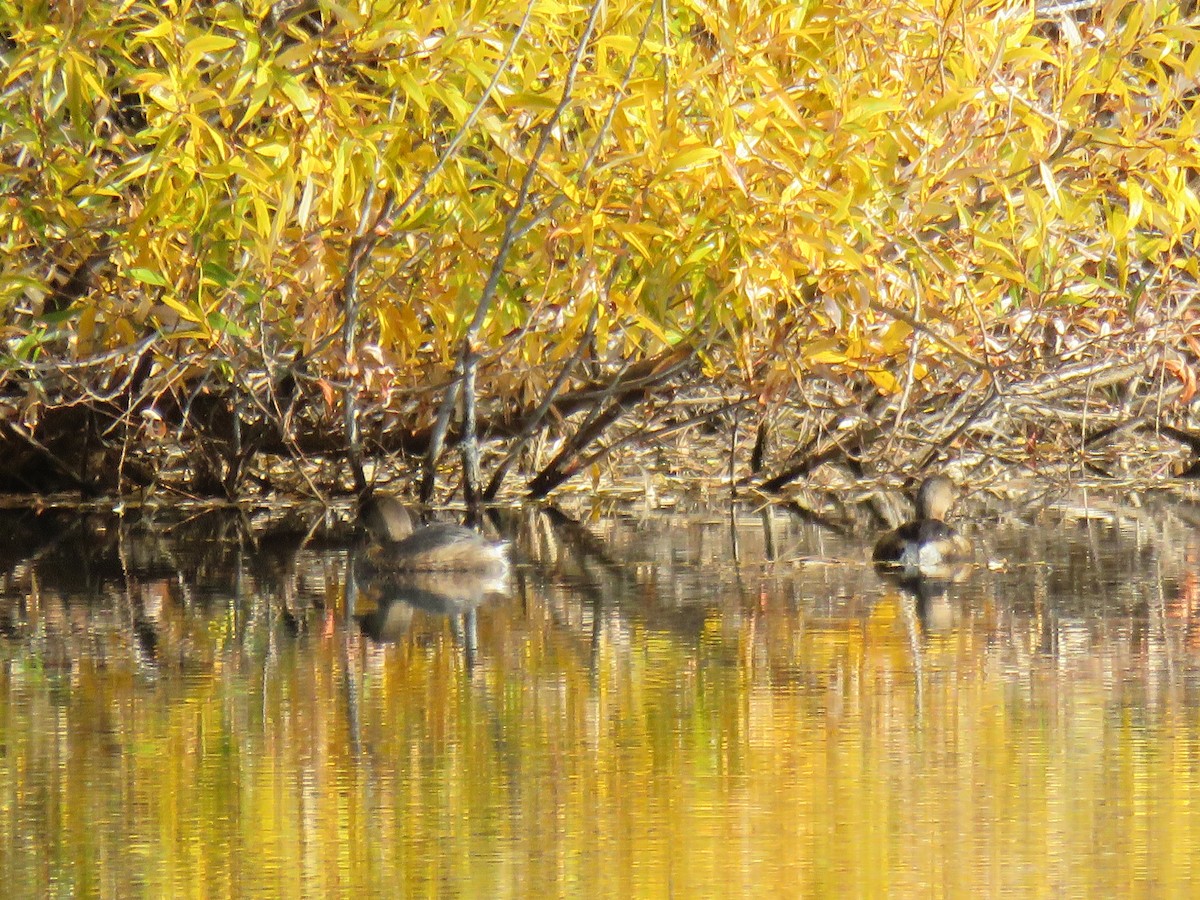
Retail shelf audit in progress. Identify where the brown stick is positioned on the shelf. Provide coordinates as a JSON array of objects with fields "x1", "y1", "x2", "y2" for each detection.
[
  {"x1": 483, "y1": 305, "x2": 599, "y2": 501},
  {"x1": 422, "y1": 0, "x2": 607, "y2": 502},
  {"x1": 525, "y1": 349, "x2": 696, "y2": 497},
  {"x1": 460, "y1": 347, "x2": 482, "y2": 516}
]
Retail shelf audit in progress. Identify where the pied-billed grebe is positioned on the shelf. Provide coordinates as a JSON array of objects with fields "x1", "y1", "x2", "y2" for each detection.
[
  {"x1": 358, "y1": 493, "x2": 416, "y2": 543},
  {"x1": 872, "y1": 474, "x2": 972, "y2": 570},
  {"x1": 357, "y1": 494, "x2": 509, "y2": 574}
]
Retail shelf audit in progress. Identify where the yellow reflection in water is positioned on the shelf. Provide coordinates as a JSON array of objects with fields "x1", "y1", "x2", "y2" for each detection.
[{"x1": 3, "y1": 530, "x2": 1200, "y2": 898}]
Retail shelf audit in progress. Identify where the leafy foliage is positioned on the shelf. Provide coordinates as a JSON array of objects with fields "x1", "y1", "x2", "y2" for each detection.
[{"x1": 0, "y1": 0, "x2": 1196, "y2": 495}]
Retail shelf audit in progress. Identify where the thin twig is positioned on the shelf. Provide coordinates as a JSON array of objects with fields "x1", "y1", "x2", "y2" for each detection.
[
  {"x1": 423, "y1": 0, "x2": 608, "y2": 502},
  {"x1": 483, "y1": 302, "x2": 599, "y2": 500}
]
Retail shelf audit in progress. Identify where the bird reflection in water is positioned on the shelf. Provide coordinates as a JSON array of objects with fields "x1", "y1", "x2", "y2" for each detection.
[
  {"x1": 874, "y1": 562, "x2": 972, "y2": 635},
  {"x1": 352, "y1": 567, "x2": 509, "y2": 645},
  {"x1": 349, "y1": 495, "x2": 510, "y2": 666},
  {"x1": 871, "y1": 474, "x2": 975, "y2": 634}
]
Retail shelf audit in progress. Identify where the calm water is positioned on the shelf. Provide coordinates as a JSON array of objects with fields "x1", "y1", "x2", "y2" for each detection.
[{"x1": 3, "y1": 491, "x2": 1200, "y2": 897}]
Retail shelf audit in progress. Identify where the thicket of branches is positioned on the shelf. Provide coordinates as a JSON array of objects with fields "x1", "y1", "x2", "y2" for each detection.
[{"x1": 1, "y1": 0, "x2": 1198, "y2": 503}]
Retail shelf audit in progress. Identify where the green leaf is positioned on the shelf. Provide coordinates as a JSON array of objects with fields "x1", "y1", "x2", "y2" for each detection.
[{"x1": 128, "y1": 267, "x2": 169, "y2": 287}]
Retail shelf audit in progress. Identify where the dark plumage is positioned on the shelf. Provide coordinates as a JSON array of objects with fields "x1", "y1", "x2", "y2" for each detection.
[
  {"x1": 358, "y1": 493, "x2": 415, "y2": 543},
  {"x1": 356, "y1": 494, "x2": 509, "y2": 574},
  {"x1": 872, "y1": 475, "x2": 972, "y2": 570}
]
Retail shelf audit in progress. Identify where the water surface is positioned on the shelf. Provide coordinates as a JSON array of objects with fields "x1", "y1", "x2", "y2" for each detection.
[{"x1": 2, "y1": 491, "x2": 1200, "y2": 897}]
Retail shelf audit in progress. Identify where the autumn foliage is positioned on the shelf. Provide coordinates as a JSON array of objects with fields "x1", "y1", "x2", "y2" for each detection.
[{"x1": 1, "y1": 0, "x2": 1197, "y2": 499}]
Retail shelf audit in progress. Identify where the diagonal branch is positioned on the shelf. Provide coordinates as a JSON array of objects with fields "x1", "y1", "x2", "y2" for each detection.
[
  {"x1": 423, "y1": 0, "x2": 609, "y2": 503},
  {"x1": 338, "y1": 1, "x2": 538, "y2": 491}
]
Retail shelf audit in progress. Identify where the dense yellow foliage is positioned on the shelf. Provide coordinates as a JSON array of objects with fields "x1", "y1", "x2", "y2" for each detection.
[{"x1": 1, "y1": 0, "x2": 1196, "y2": 417}]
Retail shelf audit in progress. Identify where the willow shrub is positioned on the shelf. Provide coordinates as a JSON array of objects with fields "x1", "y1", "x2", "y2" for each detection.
[{"x1": 0, "y1": 0, "x2": 1196, "y2": 429}]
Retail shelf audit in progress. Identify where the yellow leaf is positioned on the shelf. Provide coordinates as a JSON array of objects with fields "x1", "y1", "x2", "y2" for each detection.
[
  {"x1": 635, "y1": 314, "x2": 673, "y2": 347},
  {"x1": 660, "y1": 146, "x2": 720, "y2": 178},
  {"x1": 804, "y1": 339, "x2": 846, "y2": 365},
  {"x1": 1039, "y1": 161, "x2": 1060, "y2": 211},
  {"x1": 1127, "y1": 180, "x2": 1144, "y2": 229},
  {"x1": 135, "y1": 18, "x2": 175, "y2": 42},
  {"x1": 879, "y1": 321, "x2": 913, "y2": 355},
  {"x1": 611, "y1": 222, "x2": 654, "y2": 260},
  {"x1": 160, "y1": 294, "x2": 202, "y2": 325},
  {"x1": 866, "y1": 368, "x2": 898, "y2": 393},
  {"x1": 1109, "y1": 205, "x2": 1129, "y2": 241},
  {"x1": 279, "y1": 74, "x2": 315, "y2": 120},
  {"x1": 237, "y1": 78, "x2": 272, "y2": 130},
  {"x1": 186, "y1": 34, "x2": 238, "y2": 57},
  {"x1": 507, "y1": 91, "x2": 558, "y2": 111}
]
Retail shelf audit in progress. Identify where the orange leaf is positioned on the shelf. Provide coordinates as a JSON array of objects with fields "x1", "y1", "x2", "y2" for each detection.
[
  {"x1": 316, "y1": 378, "x2": 337, "y2": 410},
  {"x1": 1164, "y1": 359, "x2": 1197, "y2": 404}
]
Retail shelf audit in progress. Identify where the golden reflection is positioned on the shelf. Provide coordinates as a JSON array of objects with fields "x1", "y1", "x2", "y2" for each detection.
[{"x1": 0, "y1": 502, "x2": 1200, "y2": 895}]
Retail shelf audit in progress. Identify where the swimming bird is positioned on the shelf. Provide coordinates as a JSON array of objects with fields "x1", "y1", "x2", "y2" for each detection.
[
  {"x1": 358, "y1": 492, "x2": 416, "y2": 543},
  {"x1": 356, "y1": 494, "x2": 509, "y2": 574},
  {"x1": 872, "y1": 474, "x2": 972, "y2": 571}
]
